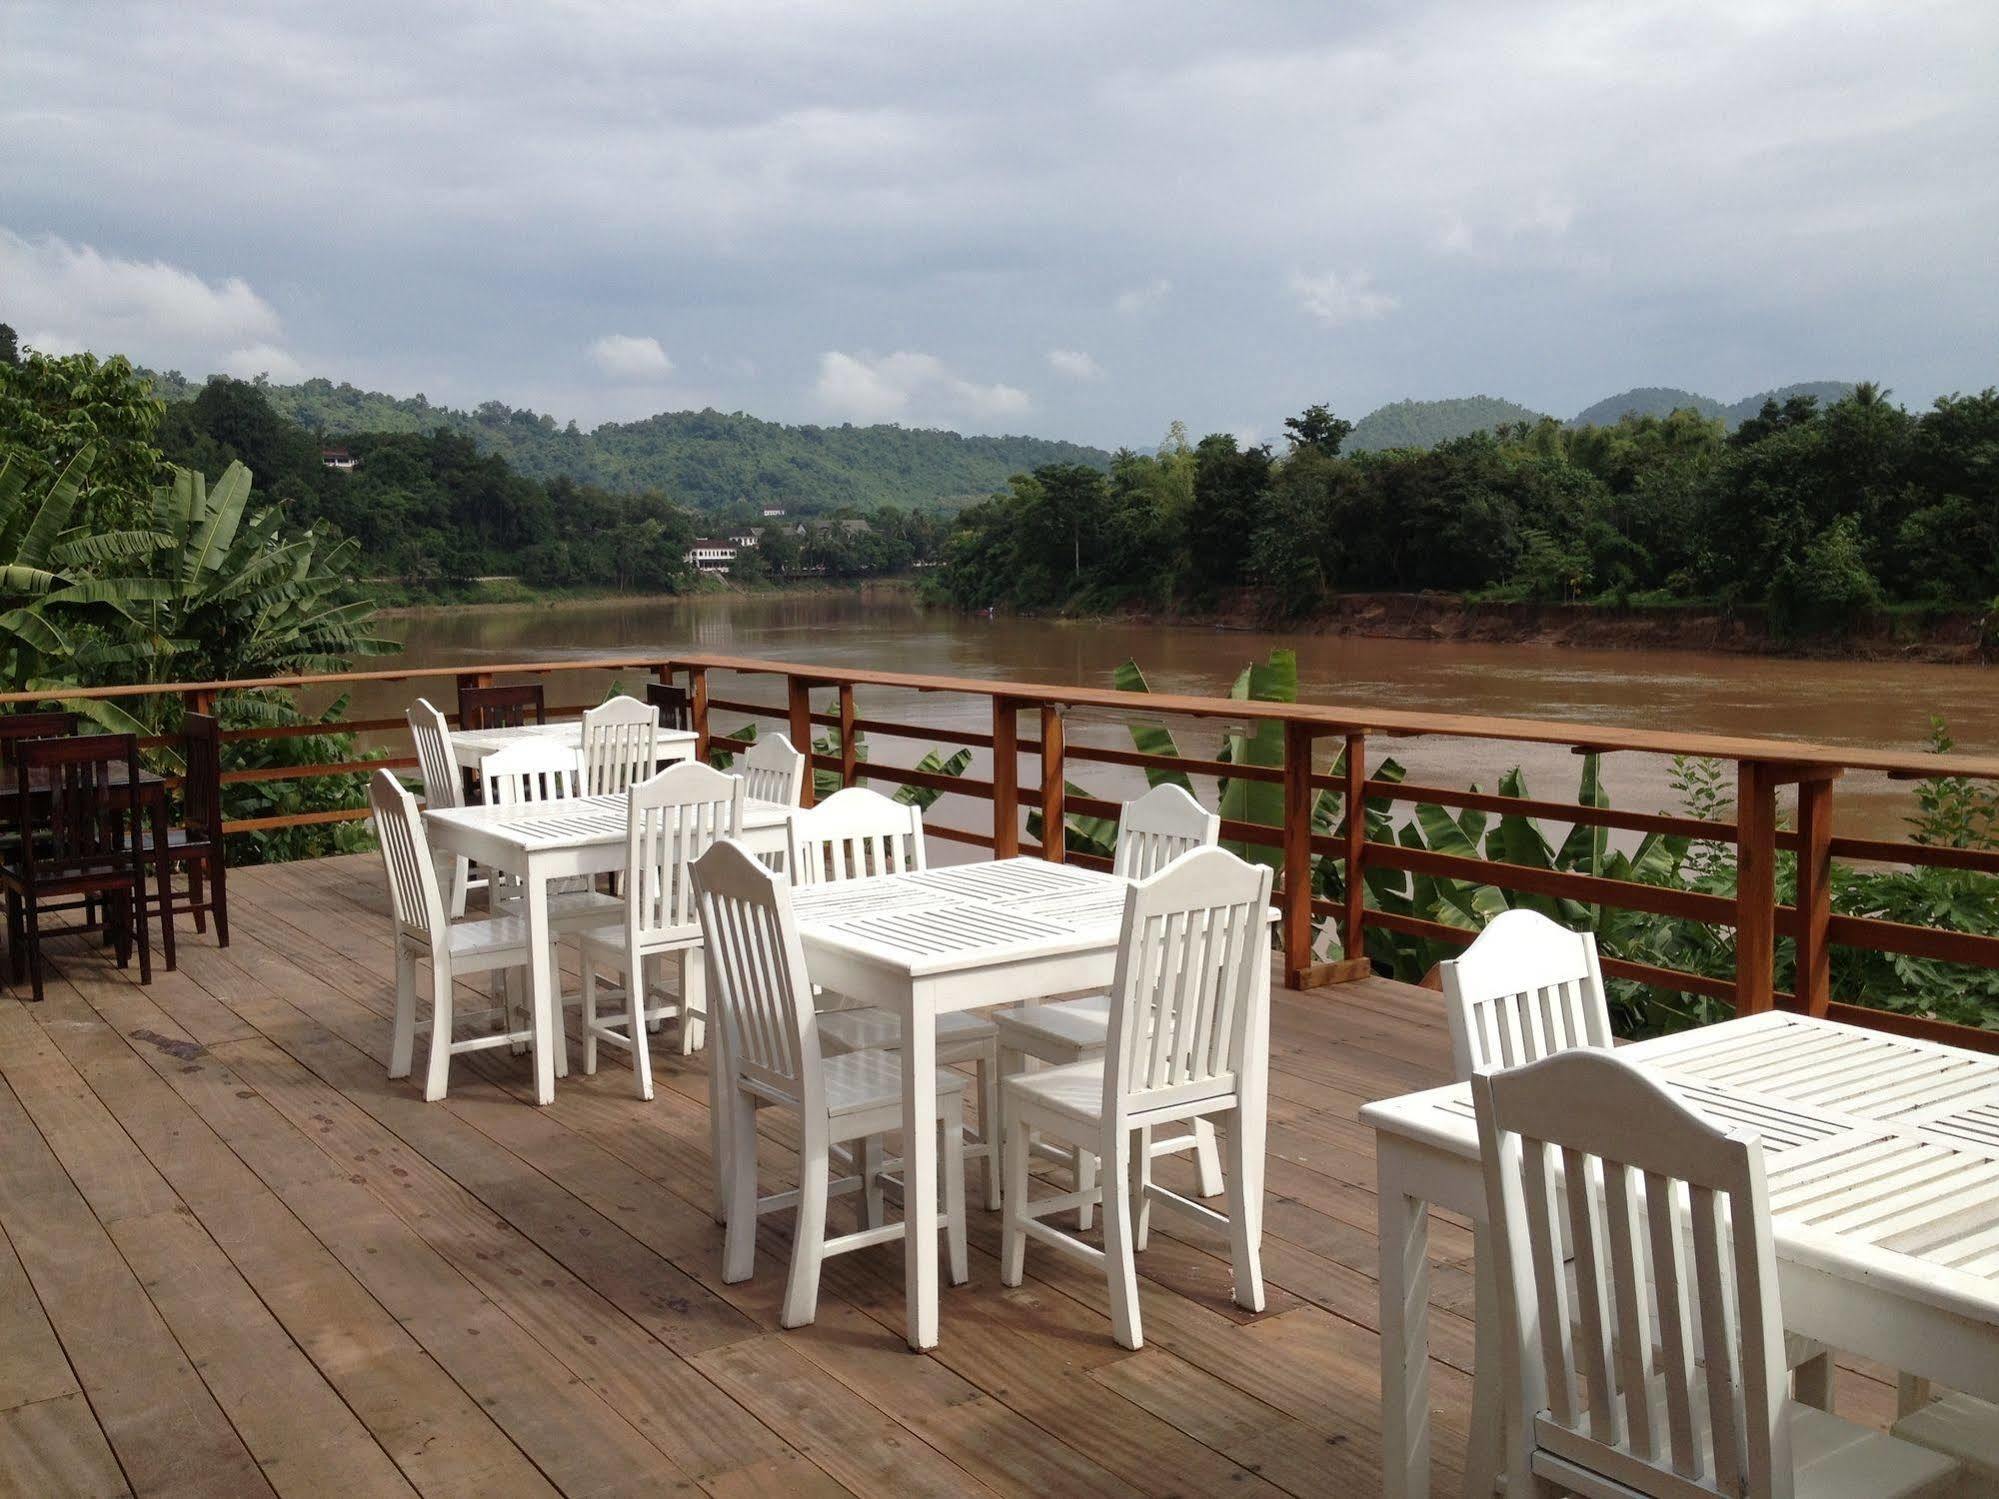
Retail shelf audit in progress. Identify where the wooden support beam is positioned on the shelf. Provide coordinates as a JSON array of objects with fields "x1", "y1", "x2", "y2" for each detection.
[
  {"x1": 1794, "y1": 776, "x2": 1835, "y2": 1017},
  {"x1": 1039, "y1": 704, "x2": 1065, "y2": 863},
  {"x1": 686, "y1": 665, "x2": 709, "y2": 764},
  {"x1": 838, "y1": 683, "x2": 859, "y2": 788},
  {"x1": 787, "y1": 677, "x2": 815, "y2": 807},
  {"x1": 1282, "y1": 722, "x2": 1315, "y2": 986},
  {"x1": 992, "y1": 697, "x2": 1019, "y2": 858},
  {"x1": 1735, "y1": 759, "x2": 1779, "y2": 1014}
]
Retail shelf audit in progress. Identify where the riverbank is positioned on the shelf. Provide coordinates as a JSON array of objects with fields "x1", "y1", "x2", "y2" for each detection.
[
  {"x1": 372, "y1": 575, "x2": 919, "y2": 618},
  {"x1": 1086, "y1": 590, "x2": 1996, "y2": 665}
]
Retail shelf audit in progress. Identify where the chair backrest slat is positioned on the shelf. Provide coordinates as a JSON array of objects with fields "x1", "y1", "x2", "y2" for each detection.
[
  {"x1": 181, "y1": 713, "x2": 223, "y2": 838},
  {"x1": 367, "y1": 769, "x2": 445, "y2": 946},
  {"x1": 1442, "y1": 909, "x2": 1611, "y2": 1080},
  {"x1": 626, "y1": 762, "x2": 744, "y2": 948},
  {"x1": 785, "y1": 786, "x2": 924, "y2": 886},
  {"x1": 1102, "y1": 847, "x2": 1270, "y2": 1119},
  {"x1": 1474, "y1": 1048, "x2": 1792, "y2": 1499},
  {"x1": 405, "y1": 698, "x2": 462, "y2": 811},
  {"x1": 740, "y1": 732, "x2": 805, "y2": 808},
  {"x1": 459, "y1": 682, "x2": 545, "y2": 731},
  {"x1": 1112, "y1": 782, "x2": 1220, "y2": 880},
  {"x1": 17, "y1": 735, "x2": 141, "y2": 877},
  {"x1": 482, "y1": 740, "x2": 580, "y2": 805},
  {"x1": 693, "y1": 839, "x2": 822, "y2": 1111},
  {"x1": 581, "y1": 695, "x2": 660, "y2": 797}
]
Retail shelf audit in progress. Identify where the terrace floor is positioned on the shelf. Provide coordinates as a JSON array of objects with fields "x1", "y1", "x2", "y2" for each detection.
[{"x1": 0, "y1": 854, "x2": 1905, "y2": 1498}]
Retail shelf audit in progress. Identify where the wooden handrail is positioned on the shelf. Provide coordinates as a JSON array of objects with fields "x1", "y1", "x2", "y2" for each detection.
[{"x1": 35, "y1": 648, "x2": 1997, "y2": 1055}]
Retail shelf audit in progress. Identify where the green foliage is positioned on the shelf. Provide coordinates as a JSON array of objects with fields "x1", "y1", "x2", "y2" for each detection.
[
  {"x1": 940, "y1": 387, "x2": 1999, "y2": 627},
  {"x1": 144, "y1": 369, "x2": 1112, "y2": 512},
  {"x1": 1346, "y1": 395, "x2": 1551, "y2": 453},
  {"x1": 0, "y1": 349, "x2": 167, "y2": 527},
  {"x1": 219, "y1": 695, "x2": 380, "y2": 865}
]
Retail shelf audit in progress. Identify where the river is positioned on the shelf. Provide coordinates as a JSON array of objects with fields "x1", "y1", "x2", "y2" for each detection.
[{"x1": 354, "y1": 590, "x2": 1999, "y2": 846}]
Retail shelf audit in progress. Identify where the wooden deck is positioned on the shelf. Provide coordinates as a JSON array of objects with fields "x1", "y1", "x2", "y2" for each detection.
[{"x1": 0, "y1": 854, "x2": 1905, "y2": 1498}]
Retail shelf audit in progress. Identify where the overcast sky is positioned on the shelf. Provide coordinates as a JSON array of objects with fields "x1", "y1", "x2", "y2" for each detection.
[{"x1": 4, "y1": 1, "x2": 1995, "y2": 448}]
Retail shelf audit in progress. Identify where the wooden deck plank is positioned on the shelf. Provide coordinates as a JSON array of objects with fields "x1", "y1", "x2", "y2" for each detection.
[{"x1": 2, "y1": 850, "x2": 1917, "y2": 1496}]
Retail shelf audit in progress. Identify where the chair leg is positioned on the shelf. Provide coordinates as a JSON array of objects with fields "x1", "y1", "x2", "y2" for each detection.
[
  {"x1": 189, "y1": 863, "x2": 208, "y2": 934},
  {"x1": 1192, "y1": 1118, "x2": 1224, "y2": 1197},
  {"x1": 389, "y1": 948, "x2": 417, "y2": 1080},
  {"x1": 977, "y1": 1048, "x2": 1001, "y2": 1211},
  {"x1": 863, "y1": 1135, "x2": 885, "y2": 1230},
  {"x1": 423, "y1": 958, "x2": 455, "y2": 1102},
  {"x1": 626, "y1": 959, "x2": 653, "y2": 1102},
  {"x1": 448, "y1": 855, "x2": 469, "y2": 920},
  {"x1": 581, "y1": 959, "x2": 600, "y2": 1076},
  {"x1": 1465, "y1": 1223, "x2": 1504, "y2": 1499},
  {"x1": 25, "y1": 909, "x2": 46, "y2": 1004},
  {"x1": 781, "y1": 1122, "x2": 831, "y2": 1328},
  {"x1": 1132, "y1": 1126, "x2": 1154, "y2": 1252},
  {"x1": 1099, "y1": 1126, "x2": 1141, "y2": 1350},
  {"x1": 943, "y1": 1116, "x2": 968, "y2": 1286},
  {"x1": 1076, "y1": 1144, "x2": 1097, "y2": 1232},
  {"x1": 721, "y1": 1089, "x2": 760, "y2": 1283},
  {"x1": 1793, "y1": 1350, "x2": 1835, "y2": 1413},
  {"x1": 709, "y1": 1050, "x2": 731, "y2": 1225},
  {"x1": 547, "y1": 946, "x2": 568, "y2": 1080},
  {"x1": 1000, "y1": 1114, "x2": 1031, "y2": 1286},
  {"x1": 679, "y1": 948, "x2": 705, "y2": 1055},
  {"x1": 5, "y1": 891, "x2": 23, "y2": 983},
  {"x1": 211, "y1": 858, "x2": 229, "y2": 947},
  {"x1": 1221, "y1": 1108, "x2": 1265, "y2": 1315},
  {"x1": 133, "y1": 871, "x2": 152, "y2": 985}
]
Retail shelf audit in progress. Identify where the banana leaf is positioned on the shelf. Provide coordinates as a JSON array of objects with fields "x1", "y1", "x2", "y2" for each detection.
[
  {"x1": 1112, "y1": 658, "x2": 1193, "y2": 792},
  {"x1": 1217, "y1": 649, "x2": 1295, "y2": 868}
]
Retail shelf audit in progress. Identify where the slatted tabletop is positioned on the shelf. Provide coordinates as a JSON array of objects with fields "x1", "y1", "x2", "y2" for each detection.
[
  {"x1": 448, "y1": 720, "x2": 698, "y2": 770},
  {"x1": 426, "y1": 792, "x2": 794, "y2": 852}
]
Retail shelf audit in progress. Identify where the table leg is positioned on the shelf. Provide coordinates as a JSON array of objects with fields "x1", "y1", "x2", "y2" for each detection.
[
  {"x1": 525, "y1": 864, "x2": 557, "y2": 1106},
  {"x1": 901, "y1": 990, "x2": 940, "y2": 1350},
  {"x1": 1379, "y1": 1143, "x2": 1433, "y2": 1499},
  {"x1": 150, "y1": 792, "x2": 176, "y2": 973},
  {"x1": 1464, "y1": 1227, "x2": 1502, "y2": 1498}
]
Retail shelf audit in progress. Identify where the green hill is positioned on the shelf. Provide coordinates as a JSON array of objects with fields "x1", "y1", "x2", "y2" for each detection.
[
  {"x1": 1718, "y1": 382, "x2": 1856, "y2": 427},
  {"x1": 1570, "y1": 387, "x2": 1724, "y2": 426},
  {"x1": 139, "y1": 371, "x2": 1111, "y2": 511},
  {"x1": 1345, "y1": 395, "x2": 1551, "y2": 453}
]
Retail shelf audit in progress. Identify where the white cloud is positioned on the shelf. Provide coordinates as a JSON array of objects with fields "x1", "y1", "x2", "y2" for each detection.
[
  {"x1": 1046, "y1": 347, "x2": 1104, "y2": 380},
  {"x1": 1289, "y1": 269, "x2": 1399, "y2": 329},
  {"x1": 220, "y1": 342, "x2": 307, "y2": 381},
  {"x1": 587, "y1": 333, "x2": 674, "y2": 381},
  {"x1": 0, "y1": 227, "x2": 282, "y2": 360},
  {"x1": 1114, "y1": 278, "x2": 1172, "y2": 316},
  {"x1": 813, "y1": 351, "x2": 1030, "y2": 427}
]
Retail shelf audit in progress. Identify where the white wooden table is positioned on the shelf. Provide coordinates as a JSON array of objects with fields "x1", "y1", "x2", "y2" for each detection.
[
  {"x1": 423, "y1": 794, "x2": 794, "y2": 1104},
  {"x1": 448, "y1": 720, "x2": 699, "y2": 772},
  {"x1": 790, "y1": 857, "x2": 1276, "y2": 1351},
  {"x1": 1362, "y1": 1010, "x2": 1999, "y2": 1498}
]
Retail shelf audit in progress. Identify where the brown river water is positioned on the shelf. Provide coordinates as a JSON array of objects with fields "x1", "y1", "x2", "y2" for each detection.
[{"x1": 346, "y1": 592, "x2": 1999, "y2": 847}]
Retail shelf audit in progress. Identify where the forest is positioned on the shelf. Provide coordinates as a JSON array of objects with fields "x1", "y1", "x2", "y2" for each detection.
[
  {"x1": 937, "y1": 387, "x2": 1999, "y2": 635},
  {"x1": 140, "y1": 368, "x2": 1112, "y2": 511}
]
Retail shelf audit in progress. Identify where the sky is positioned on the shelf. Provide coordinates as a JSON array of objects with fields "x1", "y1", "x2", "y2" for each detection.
[{"x1": 3, "y1": 0, "x2": 1996, "y2": 450}]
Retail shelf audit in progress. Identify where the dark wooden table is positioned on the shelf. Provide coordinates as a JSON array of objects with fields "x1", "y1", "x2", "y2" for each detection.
[{"x1": 0, "y1": 765, "x2": 177, "y2": 976}]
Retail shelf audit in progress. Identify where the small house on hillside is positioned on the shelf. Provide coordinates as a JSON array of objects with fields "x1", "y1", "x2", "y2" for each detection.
[
  {"x1": 321, "y1": 448, "x2": 357, "y2": 471},
  {"x1": 686, "y1": 538, "x2": 741, "y2": 573}
]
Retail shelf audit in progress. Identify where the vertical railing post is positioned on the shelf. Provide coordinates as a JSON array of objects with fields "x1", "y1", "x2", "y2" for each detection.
[
  {"x1": 787, "y1": 675, "x2": 815, "y2": 808},
  {"x1": 684, "y1": 666, "x2": 710, "y2": 763},
  {"x1": 1282, "y1": 721, "x2": 1315, "y2": 984},
  {"x1": 992, "y1": 695, "x2": 1019, "y2": 858},
  {"x1": 1341, "y1": 732, "x2": 1367, "y2": 975},
  {"x1": 181, "y1": 687, "x2": 218, "y2": 718},
  {"x1": 1039, "y1": 703, "x2": 1066, "y2": 862},
  {"x1": 838, "y1": 682, "x2": 858, "y2": 788},
  {"x1": 1794, "y1": 770, "x2": 1838, "y2": 1018},
  {"x1": 1735, "y1": 759, "x2": 1778, "y2": 1014},
  {"x1": 453, "y1": 670, "x2": 491, "y2": 723}
]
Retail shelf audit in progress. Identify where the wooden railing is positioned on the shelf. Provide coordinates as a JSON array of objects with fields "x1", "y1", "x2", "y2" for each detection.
[{"x1": 10, "y1": 651, "x2": 1999, "y2": 1054}]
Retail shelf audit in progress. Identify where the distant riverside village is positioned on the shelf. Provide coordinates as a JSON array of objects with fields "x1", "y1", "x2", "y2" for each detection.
[{"x1": 685, "y1": 513, "x2": 876, "y2": 574}]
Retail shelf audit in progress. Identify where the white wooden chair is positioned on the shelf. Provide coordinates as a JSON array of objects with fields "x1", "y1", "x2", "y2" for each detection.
[
  {"x1": 576, "y1": 762, "x2": 743, "y2": 1100},
  {"x1": 740, "y1": 732, "x2": 806, "y2": 807},
  {"x1": 693, "y1": 838, "x2": 968, "y2": 1329},
  {"x1": 1473, "y1": 1048, "x2": 1960, "y2": 1499},
  {"x1": 1444, "y1": 910, "x2": 1835, "y2": 1496},
  {"x1": 367, "y1": 771, "x2": 541, "y2": 1102},
  {"x1": 990, "y1": 782, "x2": 1225, "y2": 1227},
  {"x1": 580, "y1": 694, "x2": 660, "y2": 798},
  {"x1": 790, "y1": 787, "x2": 1004, "y2": 1209},
  {"x1": 406, "y1": 697, "x2": 484, "y2": 917},
  {"x1": 1000, "y1": 846, "x2": 1273, "y2": 1350}
]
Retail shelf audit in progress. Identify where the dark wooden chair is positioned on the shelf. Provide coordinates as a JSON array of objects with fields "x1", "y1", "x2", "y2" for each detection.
[
  {"x1": 1, "y1": 734, "x2": 151, "y2": 1002},
  {"x1": 148, "y1": 713, "x2": 228, "y2": 947},
  {"x1": 458, "y1": 683, "x2": 545, "y2": 731},
  {"x1": 645, "y1": 681, "x2": 693, "y2": 733},
  {"x1": 0, "y1": 711, "x2": 80, "y2": 769}
]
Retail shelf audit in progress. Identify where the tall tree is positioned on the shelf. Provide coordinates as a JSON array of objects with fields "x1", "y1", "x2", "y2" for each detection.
[
  {"x1": 1284, "y1": 403, "x2": 1352, "y2": 457},
  {"x1": 0, "y1": 323, "x2": 18, "y2": 367}
]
